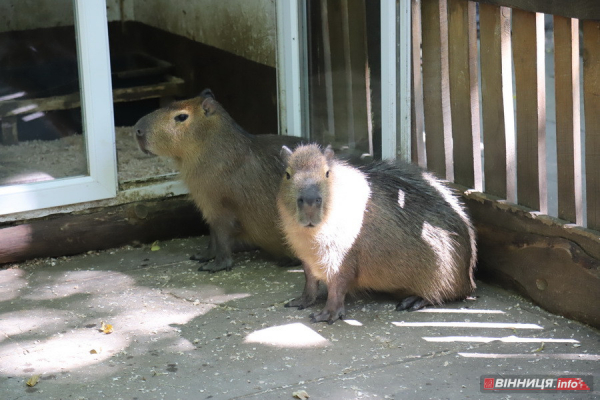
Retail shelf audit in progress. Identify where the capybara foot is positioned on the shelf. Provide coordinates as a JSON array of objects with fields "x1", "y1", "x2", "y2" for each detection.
[
  {"x1": 190, "y1": 252, "x2": 215, "y2": 262},
  {"x1": 285, "y1": 296, "x2": 315, "y2": 310},
  {"x1": 197, "y1": 258, "x2": 233, "y2": 273},
  {"x1": 310, "y1": 307, "x2": 345, "y2": 324},
  {"x1": 277, "y1": 257, "x2": 302, "y2": 267},
  {"x1": 396, "y1": 296, "x2": 430, "y2": 312}
]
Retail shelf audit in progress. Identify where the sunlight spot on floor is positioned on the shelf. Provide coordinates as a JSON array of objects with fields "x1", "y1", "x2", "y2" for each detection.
[
  {"x1": 392, "y1": 321, "x2": 543, "y2": 329},
  {"x1": 343, "y1": 319, "x2": 363, "y2": 326},
  {"x1": 458, "y1": 353, "x2": 600, "y2": 361},
  {"x1": 244, "y1": 323, "x2": 329, "y2": 348},
  {"x1": 416, "y1": 308, "x2": 505, "y2": 314},
  {"x1": 423, "y1": 335, "x2": 578, "y2": 343}
]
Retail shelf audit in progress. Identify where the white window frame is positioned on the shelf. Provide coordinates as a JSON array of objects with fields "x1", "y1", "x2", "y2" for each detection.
[
  {"x1": 0, "y1": 0, "x2": 117, "y2": 216},
  {"x1": 276, "y1": 0, "x2": 412, "y2": 160}
]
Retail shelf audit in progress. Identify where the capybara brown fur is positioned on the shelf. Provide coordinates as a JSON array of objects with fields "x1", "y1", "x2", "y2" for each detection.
[
  {"x1": 278, "y1": 144, "x2": 477, "y2": 323},
  {"x1": 134, "y1": 89, "x2": 304, "y2": 272}
]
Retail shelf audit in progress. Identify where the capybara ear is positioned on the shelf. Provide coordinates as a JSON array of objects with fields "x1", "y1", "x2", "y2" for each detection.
[
  {"x1": 199, "y1": 88, "x2": 215, "y2": 100},
  {"x1": 324, "y1": 145, "x2": 335, "y2": 164},
  {"x1": 202, "y1": 97, "x2": 218, "y2": 117},
  {"x1": 280, "y1": 145, "x2": 293, "y2": 164}
]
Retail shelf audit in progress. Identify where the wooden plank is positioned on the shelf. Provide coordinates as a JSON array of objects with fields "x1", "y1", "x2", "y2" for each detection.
[
  {"x1": 0, "y1": 198, "x2": 208, "y2": 265},
  {"x1": 421, "y1": 0, "x2": 452, "y2": 179},
  {"x1": 447, "y1": 0, "x2": 481, "y2": 189},
  {"x1": 583, "y1": 21, "x2": 600, "y2": 230},
  {"x1": 554, "y1": 16, "x2": 581, "y2": 224},
  {"x1": 0, "y1": 76, "x2": 185, "y2": 117},
  {"x1": 479, "y1": 4, "x2": 514, "y2": 200},
  {"x1": 412, "y1": 0, "x2": 426, "y2": 168},
  {"x1": 478, "y1": 0, "x2": 600, "y2": 21},
  {"x1": 512, "y1": 9, "x2": 546, "y2": 212}
]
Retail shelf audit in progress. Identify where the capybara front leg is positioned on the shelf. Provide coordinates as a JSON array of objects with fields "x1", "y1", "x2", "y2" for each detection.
[
  {"x1": 286, "y1": 264, "x2": 318, "y2": 309},
  {"x1": 310, "y1": 276, "x2": 349, "y2": 324},
  {"x1": 191, "y1": 227, "x2": 217, "y2": 262},
  {"x1": 198, "y1": 221, "x2": 234, "y2": 272}
]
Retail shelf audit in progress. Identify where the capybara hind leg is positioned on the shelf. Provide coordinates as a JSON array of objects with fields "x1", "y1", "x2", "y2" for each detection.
[
  {"x1": 396, "y1": 296, "x2": 431, "y2": 312},
  {"x1": 286, "y1": 264, "x2": 318, "y2": 309}
]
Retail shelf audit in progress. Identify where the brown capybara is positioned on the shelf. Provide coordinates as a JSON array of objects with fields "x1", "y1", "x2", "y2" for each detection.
[
  {"x1": 277, "y1": 144, "x2": 477, "y2": 324},
  {"x1": 134, "y1": 89, "x2": 304, "y2": 272}
]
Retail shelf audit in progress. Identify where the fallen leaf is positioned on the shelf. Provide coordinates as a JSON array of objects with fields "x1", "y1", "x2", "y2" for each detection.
[
  {"x1": 293, "y1": 390, "x2": 309, "y2": 399},
  {"x1": 150, "y1": 241, "x2": 160, "y2": 251},
  {"x1": 532, "y1": 342, "x2": 545, "y2": 353},
  {"x1": 26, "y1": 375, "x2": 40, "y2": 387},
  {"x1": 101, "y1": 321, "x2": 113, "y2": 334}
]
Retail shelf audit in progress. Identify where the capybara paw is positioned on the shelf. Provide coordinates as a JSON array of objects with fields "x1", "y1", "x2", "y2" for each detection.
[
  {"x1": 197, "y1": 259, "x2": 233, "y2": 273},
  {"x1": 190, "y1": 252, "x2": 214, "y2": 262},
  {"x1": 285, "y1": 297, "x2": 314, "y2": 310},
  {"x1": 396, "y1": 296, "x2": 430, "y2": 312},
  {"x1": 276, "y1": 257, "x2": 302, "y2": 268},
  {"x1": 309, "y1": 308, "x2": 344, "y2": 324}
]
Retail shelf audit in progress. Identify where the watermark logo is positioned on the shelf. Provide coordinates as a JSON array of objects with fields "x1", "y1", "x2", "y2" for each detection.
[{"x1": 481, "y1": 375, "x2": 593, "y2": 392}]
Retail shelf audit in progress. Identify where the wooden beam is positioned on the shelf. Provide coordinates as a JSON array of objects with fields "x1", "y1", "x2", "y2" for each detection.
[
  {"x1": 0, "y1": 197, "x2": 207, "y2": 265},
  {"x1": 478, "y1": 0, "x2": 600, "y2": 21}
]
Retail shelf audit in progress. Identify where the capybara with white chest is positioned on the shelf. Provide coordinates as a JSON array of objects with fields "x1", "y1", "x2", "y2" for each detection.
[
  {"x1": 277, "y1": 144, "x2": 477, "y2": 323},
  {"x1": 134, "y1": 89, "x2": 304, "y2": 272}
]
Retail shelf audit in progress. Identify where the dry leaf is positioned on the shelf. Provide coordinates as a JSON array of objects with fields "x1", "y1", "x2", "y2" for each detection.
[
  {"x1": 90, "y1": 347, "x2": 102, "y2": 354},
  {"x1": 26, "y1": 375, "x2": 40, "y2": 387},
  {"x1": 100, "y1": 321, "x2": 113, "y2": 334},
  {"x1": 293, "y1": 390, "x2": 309, "y2": 399},
  {"x1": 150, "y1": 241, "x2": 160, "y2": 251},
  {"x1": 532, "y1": 342, "x2": 545, "y2": 353}
]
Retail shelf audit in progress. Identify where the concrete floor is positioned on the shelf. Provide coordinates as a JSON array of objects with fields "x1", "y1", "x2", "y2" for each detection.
[{"x1": 0, "y1": 236, "x2": 598, "y2": 400}]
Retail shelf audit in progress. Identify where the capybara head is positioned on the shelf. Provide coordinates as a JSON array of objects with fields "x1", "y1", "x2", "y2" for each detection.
[
  {"x1": 134, "y1": 89, "x2": 229, "y2": 159},
  {"x1": 279, "y1": 144, "x2": 335, "y2": 227}
]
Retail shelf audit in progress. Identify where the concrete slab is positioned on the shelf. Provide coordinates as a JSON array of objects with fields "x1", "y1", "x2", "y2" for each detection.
[{"x1": 1, "y1": 236, "x2": 598, "y2": 400}]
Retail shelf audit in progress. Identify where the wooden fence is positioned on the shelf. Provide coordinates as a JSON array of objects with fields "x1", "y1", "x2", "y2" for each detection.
[
  {"x1": 411, "y1": 0, "x2": 600, "y2": 327},
  {"x1": 412, "y1": 0, "x2": 600, "y2": 229}
]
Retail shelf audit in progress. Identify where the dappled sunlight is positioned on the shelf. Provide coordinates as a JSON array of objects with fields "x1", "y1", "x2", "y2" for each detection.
[
  {"x1": 458, "y1": 352, "x2": 600, "y2": 361},
  {"x1": 23, "y1": 270, "x2": 136, "y2": 301},
  {"x1": 0, "y1": 266, "x2": 246, "y2": 377},
  {"x1": 392, "y1": 321, "x2": 543, "y2": 329},
  {"x1": 0, "y1": 309, "x2": 72, "y2": 340},
  {"x1": 244, "y1": 323, "x2": 330, "y2": 348},
  {"x1": 416, "y1": 308, "x2": 505, "y2": 314},
  {"x1": 0, "y1": 329, "x2": 127, "y2": 372},
  {"x1": 423, "y1": 335, "x2": 579, "y2": 344},
  {"x1": 0, "y1": 269, "x2": 28, "y2": 302},
  {"x1": 343, "y1": 319, "x2": 363, "y2": 326}
]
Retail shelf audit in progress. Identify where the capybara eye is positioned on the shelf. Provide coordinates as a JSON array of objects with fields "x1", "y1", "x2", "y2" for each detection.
[
  {"x1": 174, "y1": 113, "x2": 189, "y2": 122},
  {"x1": 286, "y1": 172, "x2": 291, "y2": 180},
  {"x1": 326, "y1": 170, "x2": 330, "y2": 178}
]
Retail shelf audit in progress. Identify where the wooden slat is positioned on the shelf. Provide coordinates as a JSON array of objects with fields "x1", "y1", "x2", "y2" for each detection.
[
  {"x1": 478, "y1": 0, "x2": 600, "y2": 21},
  {"x1": 479, "y1": 4, "x2": 514, "y2": 200},
  {"x1": 421, "y1": 0, "x2": 452, "y2": 179},
  {"x1": 584, "y1": 21, "x2": 600, "y2": 229},
  {"x1": 554, "y1": 16, "x2": 581, "y2": 224},
  {"x1": 0, "y1": 76, "x2": 185, "y2": 117},
  {"x1": 447, "y1": 0, "x2": 481, "y2": 189},
  {"x1": 412, "y1": 0, "x2": 426, "y2": 168},
  {"x1": 512, "y1": 9, "x2": 546, "y2": 212}
]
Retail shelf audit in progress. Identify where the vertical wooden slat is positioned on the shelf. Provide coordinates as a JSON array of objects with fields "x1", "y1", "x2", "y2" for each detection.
[
  {"x1": 412, "y1": 0, "x2": 426, "y2": 168},
  {"x1": 583, "y1": 20, "x2": 600, "y2": 229},
  {"x1": 479, "y1": 4, "x2": 514, "y2": 200},
  {"x1": 554, "y1": 16, "x2": 581, "y2": 224},
  {"x1": 421, "y1": 0, "x2": 452, "y2": 179},
  {"x1": 320, "y1": 0, "x2": 336, "y2": 143},
  {"x1": 512, "y1": 10, "x2": 546, "y2": 212},
  {"x1": 447, "y1": 0, "x2": 480, "y2": 189}
]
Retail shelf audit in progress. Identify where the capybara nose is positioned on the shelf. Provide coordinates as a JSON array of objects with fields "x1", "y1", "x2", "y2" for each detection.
[
  {"x1": 298, "y1": 185, "x2": 322, "y2": 208},
  {"x1": 136, "y1": 129, "x2": 144, "y2": 137}
]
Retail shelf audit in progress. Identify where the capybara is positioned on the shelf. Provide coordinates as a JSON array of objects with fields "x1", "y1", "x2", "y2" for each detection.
[
  {"x1": 134, "y1": 89, "x2": 304, "y2": 272},
  {"x1": 277, "y1": 144, "x2": 477, "y2": 323}
]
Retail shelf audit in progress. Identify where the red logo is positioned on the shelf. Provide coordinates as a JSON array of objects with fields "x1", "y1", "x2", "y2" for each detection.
[
  {"x1": 557, "y1": 378, "x2": 591, "y2": 391},
  {"x1": 484, "y1": 378, "x2": 495, "y2": 389}
]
